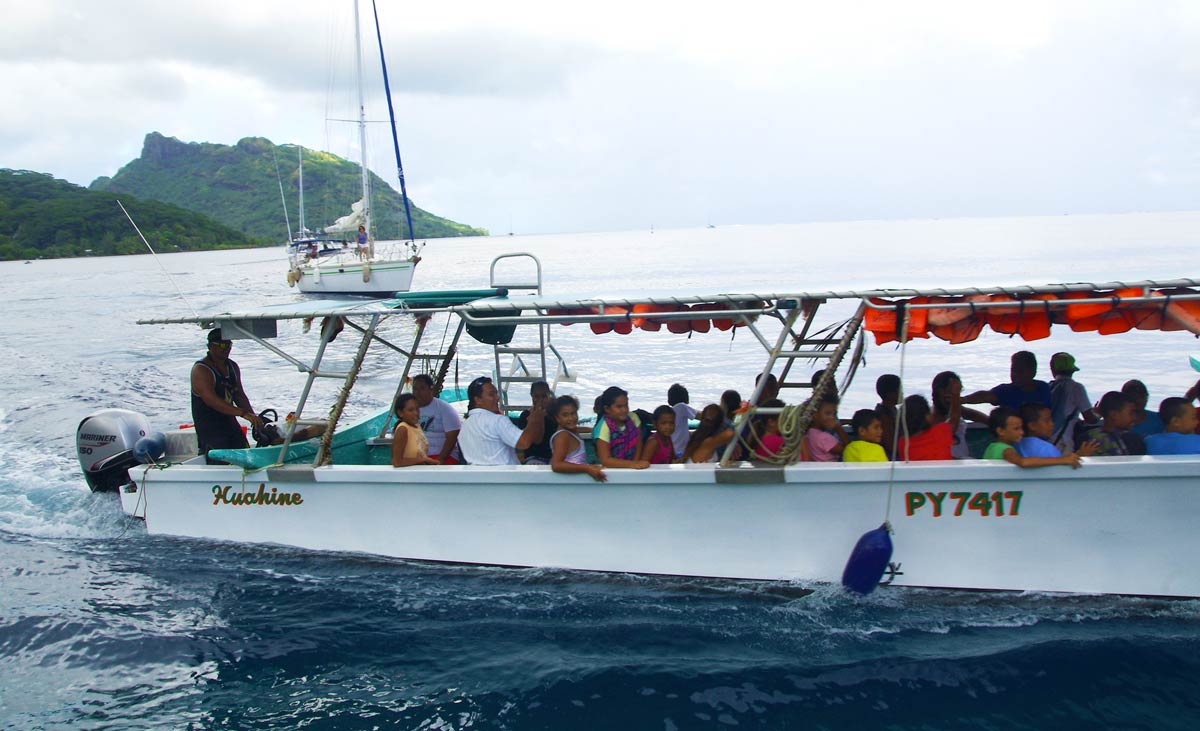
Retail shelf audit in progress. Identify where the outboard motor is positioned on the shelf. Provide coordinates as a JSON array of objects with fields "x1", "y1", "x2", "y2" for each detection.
[{"x1": 76, "y1": 409, "x2": 155, "y2": 492}]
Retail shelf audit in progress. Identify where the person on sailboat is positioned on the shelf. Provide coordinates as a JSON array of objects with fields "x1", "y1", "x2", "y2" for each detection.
[
  {"x1": 356, "y1": 225, "x2": 368, "y2": 260},
  {"x1": 190, "y1": 329, "x2": 263, "y2": 463}
]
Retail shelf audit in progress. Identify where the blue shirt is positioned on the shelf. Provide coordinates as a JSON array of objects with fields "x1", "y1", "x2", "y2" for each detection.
[
  {"x1": 992, "y1": 381, "x2": 1052, "y2": 410},
  {"x1": 1145, "y1": 431, "x2": 1200, "y2": 455},
  {"x1": 1131, "y1": 412, "x2": 1164, "y2": 438},
  {"x1": 1016, "y1": 436, "x2": 1061, "y2": 458}
]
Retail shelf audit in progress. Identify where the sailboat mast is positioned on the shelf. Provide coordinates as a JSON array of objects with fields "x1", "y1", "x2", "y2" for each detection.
[
  {"x1": 371, "y1": 0, "x2": 416, "y2": 243},
  {"x1": 353, "y1": 0, "x2": 373, "y2": 256},
  {"x1": 297, "y1": 146, "x2": 305, "y2": 234}
]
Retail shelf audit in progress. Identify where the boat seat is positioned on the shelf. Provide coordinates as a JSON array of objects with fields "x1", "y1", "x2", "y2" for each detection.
[{"x1": 208, "y1": 410, "x2": 391, "y2": 469}]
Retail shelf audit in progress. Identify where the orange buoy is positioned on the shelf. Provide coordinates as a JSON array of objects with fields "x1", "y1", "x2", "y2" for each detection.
[
  {"x1": 863, "y1": 298, "x2": 930, "y2": 345},
  {"x1": 986, "y1": 294, "x2": 1055, "y2": 341},
  {"x1": 1067, "y1": 288, "x2": 1147, "y2": 334},
  {"x1": 688, "y1": 302, "x2": 723, "y2": 332},
  {"x1": 632, "y1": 303, "x2": 678, "y2": 332},
  {"x1": 930, "y1": 317, "x2": 985, "y2": 344},
  {"x1": 667, "y1": 305, "x2": 693, "y2": 334},
  {"x1": 1164, "y1": 297, "x2": 1200, "y2": 335}
]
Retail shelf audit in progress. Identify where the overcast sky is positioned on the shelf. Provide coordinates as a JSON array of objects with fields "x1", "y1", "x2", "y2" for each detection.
[{"x1": 3, "y1": 0, "x2": 1199, "y2": 234}]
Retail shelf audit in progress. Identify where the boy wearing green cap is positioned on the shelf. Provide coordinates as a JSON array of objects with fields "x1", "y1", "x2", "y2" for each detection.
[{"x1": 1049, "y1": 352, "x2": 1097, "y2": 453}]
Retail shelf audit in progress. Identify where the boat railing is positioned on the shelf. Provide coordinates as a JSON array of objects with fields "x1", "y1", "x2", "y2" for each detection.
[
  {"x1": 720, "y1": 301, "x2": 866, "y2": 467},
  {"x1": 485, "y1": 253, "x2": 572, "y2": 412}
]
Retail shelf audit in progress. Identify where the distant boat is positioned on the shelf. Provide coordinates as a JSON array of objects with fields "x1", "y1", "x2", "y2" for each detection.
[{"x1": 285, "y1": 0, "x2": 421, "y2": 297}]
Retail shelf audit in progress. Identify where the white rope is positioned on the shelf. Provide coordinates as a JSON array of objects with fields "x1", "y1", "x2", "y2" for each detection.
[
  {"x1": 117, "y1": 200, "x2": 199, "y2": 317},
  {"x1": 883, "y1": 305, "x2": 912, "y2": 524}
]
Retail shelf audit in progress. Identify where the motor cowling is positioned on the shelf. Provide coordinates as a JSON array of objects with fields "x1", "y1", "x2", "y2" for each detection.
[{"x1": 76, "y1": 409, "x2": 153, "y2": 492}]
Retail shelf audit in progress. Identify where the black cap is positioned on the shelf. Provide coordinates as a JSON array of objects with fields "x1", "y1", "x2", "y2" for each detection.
[{"x1": 207, "y1": 328, "x2": 228, "y2": 344}]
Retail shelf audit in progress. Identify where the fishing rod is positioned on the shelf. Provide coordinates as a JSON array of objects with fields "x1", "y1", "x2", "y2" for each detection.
[{"x1": 116, "y1": 200, "x2": 199, "y2": 317}]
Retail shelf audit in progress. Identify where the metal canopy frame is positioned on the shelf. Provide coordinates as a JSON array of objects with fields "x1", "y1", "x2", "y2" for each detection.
[{"x1": 137, "y1": 274, "x2": 1200, "y2": 469}]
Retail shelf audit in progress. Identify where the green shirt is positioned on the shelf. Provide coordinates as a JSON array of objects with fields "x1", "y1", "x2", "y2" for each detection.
[
  {"x1": 982, "y1": 441, "x2": 1015, "y2": 460},
  {"x1": 843, "y1": 440, "x2": 887, "y2": 462}
]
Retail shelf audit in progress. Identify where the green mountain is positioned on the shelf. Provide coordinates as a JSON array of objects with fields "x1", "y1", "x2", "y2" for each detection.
[
  {"x1": 0, "y1": 169, "x2": 259, "y2": 261},
  {"x1": 90, "y1": 133, "x2": 486, "y2": 242}
]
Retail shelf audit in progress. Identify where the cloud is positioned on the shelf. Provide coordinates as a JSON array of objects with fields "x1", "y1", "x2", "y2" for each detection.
[{"x1": 4, "y1": 0, "x2": 1200, "y2": 234}]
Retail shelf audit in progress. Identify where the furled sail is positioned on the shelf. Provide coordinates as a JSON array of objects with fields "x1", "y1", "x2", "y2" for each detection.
[{"x1": 324, "y1": 199, "x2": 367, "y2": 234}]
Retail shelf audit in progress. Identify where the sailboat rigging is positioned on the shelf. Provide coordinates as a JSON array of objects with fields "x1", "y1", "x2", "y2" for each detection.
[{"x1": 285, "y1": 0, "x2": 422, "y2": 296}]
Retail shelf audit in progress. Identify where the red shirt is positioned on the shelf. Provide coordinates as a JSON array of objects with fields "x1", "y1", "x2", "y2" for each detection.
[{"x1": 895, "y1": 422, "x2": 954, "y2": 461}]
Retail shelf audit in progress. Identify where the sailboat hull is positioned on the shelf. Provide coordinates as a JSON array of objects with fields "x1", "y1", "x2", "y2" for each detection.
[{"x1": 294, "y1": 256, "x2": 417, "y2": 296}]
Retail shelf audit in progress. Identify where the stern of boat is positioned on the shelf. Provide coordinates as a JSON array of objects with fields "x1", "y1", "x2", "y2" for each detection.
[{"x1": 118, "y1": 478, "x2": 146, "y2": 519}]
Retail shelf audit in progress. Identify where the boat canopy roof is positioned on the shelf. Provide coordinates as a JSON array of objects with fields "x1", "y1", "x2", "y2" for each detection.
[
  {"x1": 138, "y1": 278, "x2": 1200, "y2": 344},
  {"x1": 136, "y1": 289, "x2": 510, "y2": 325}
]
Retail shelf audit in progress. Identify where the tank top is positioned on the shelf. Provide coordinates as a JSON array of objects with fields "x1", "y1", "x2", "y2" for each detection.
[
  {"x1": 191, "y1": 358, "x2": 245, "y2": 451},
  {"x1": 552, "y1": 429, "x2": 587, "y2": 465},
  {"x1": 395, "y1": 422, "x2": 429, "y2": 460},
  {"x1": 648, "y1": 434, "x2": 673, "y2": 464}
]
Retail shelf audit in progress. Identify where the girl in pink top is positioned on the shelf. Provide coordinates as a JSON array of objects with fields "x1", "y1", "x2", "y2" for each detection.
[
  {"x1": 753, "y1": 398, "x2": 786, "y2": 460},
  {"x1": 804, "y1": 395, "x2": 848, "y2": 462},
  {"x1": 639, "y1": 405, "x2": 677, "y2": 464}
]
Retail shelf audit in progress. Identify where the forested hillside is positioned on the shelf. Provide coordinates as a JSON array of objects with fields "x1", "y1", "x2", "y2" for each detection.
[
  {"x1": 0, "y1": 169, "x2": 259, "y2": 260},
  {"x1": 90, "y1": 133, "x2": 486, "y2": 241}
]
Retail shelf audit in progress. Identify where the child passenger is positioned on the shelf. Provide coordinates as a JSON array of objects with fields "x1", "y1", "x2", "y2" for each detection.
[
  {"x1": 640, "y1": 405, "x2": 678, "y2": 464},
  {"x1": 752, "y1": 399, "x2": 785, "y2": 460},
  {"x1": 933, "y1": 371, "x2": 988, "y2": 459},
  {"x1": 683, "y1": 404, "x2": 735, "y2": 463},
  {"x1": 1145, "y1": 397, "x2": 1200, "y2": 455},
  {"x1": 843, "y1": 409, "x2": 887, "y2": 462},
  {"x1": 1123, "y1": 379, "x2": 1164, "y2": 437},
  {"x1": 804, "y1": 394, "x2": 848, "y2": 461},
  {"x1": 895, "y1": 390, "x2": 960, "y2": 461},
  {"x1": 667, "y1": 384, "x2": 696, "y2": 458},
  {"x1": 391, "y1": 394, "x2": 439, "y2": 467},
  {"x1": 717, "y1": 389, "x2": 744, "y2": 461},
  {"x1": 549, "y1": 395, "x2": 607, "y2": 482},
  {"x1": 874, "y1": 374, "x2": 901, "y2": 458},
  {"x1": 594, "y1": 386, "x2": 650, "y2": 469},
  {"x1": 517, "y1": 380, "x2": 555, "y2": 465},
  {"x1": 1016, "y1": 403, "x2": 1097, "y2": 459},
  {"x1": 983, "y1": 407, "x2": 1083, "y2": 468},
  {"x1": 1082, "y1": 392, "x2": 1147, "y2": 456}
]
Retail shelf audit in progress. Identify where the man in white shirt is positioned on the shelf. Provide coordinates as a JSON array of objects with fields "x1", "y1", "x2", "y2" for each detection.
[
  {"x1": 413, "y1": 374, "x2": 462, "y2": 464},
  {"x1": 458, "y1": 376, "x2": 547, "y2": 465}
]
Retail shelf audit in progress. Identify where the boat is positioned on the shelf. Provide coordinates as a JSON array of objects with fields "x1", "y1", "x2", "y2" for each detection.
[
  {"x1": 284, "y1": 0, "x2": 422, "y2": 297},
  {"x1": 78, "y1": 258, "x2": 1200, "y2": 598}
]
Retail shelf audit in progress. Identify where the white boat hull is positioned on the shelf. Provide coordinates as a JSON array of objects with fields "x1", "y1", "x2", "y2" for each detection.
[
  {"x1": 122, "y1": 456, "x2": 1200, "y2": 597},
  {"x1": 295, "y1": 257, "x2": 416, "y2": 296}
]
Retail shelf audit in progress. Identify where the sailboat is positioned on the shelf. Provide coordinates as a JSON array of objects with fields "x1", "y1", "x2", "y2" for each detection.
[{"x1": 285, "y1": 0, "x2": 422, "y2": 296}]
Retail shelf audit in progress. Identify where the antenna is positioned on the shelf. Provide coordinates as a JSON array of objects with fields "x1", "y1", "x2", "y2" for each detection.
[{"x1": 117, "y1": 200, "x2": 199, "y2": 318}]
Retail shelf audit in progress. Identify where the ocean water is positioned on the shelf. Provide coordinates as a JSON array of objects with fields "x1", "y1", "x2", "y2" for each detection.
[{"x1": 3, "y1": 213, "x2": 1200, "y2": 729}]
